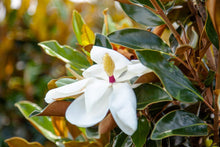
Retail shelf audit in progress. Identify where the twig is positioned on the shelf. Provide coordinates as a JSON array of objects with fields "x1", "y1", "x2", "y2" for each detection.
[
  {"x1": 203, "y1": 99, "x2": 215, "y2": 113},
  {"x1": 169, "y1": 53, "x2": 192, "y2": 71},
  {"x1": 149, "y1": 0, "x2": 183, "y2": 45}
]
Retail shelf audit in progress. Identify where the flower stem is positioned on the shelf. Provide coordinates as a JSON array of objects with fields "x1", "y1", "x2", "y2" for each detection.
[
  {"x1": 149, "y1": 0, "x2": 183, "y2": 45},
  {"x1": 213, "y1": 49, "x2": 220, "y2": 144}
]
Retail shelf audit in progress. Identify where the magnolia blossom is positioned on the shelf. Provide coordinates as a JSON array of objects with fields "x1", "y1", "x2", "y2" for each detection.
[{"x1": 45, "y1": 46, "x2": 151, "y2": 135}]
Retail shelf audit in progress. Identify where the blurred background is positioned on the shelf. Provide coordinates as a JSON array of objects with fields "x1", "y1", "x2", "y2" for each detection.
[{"x1": 0, "y1": 0, "x2": 135, "y2": 146}]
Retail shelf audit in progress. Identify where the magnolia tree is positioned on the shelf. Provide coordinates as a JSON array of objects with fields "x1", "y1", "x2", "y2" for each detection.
[{"x1": 5, "y1": 0, "x2": 220, "y2": 147}]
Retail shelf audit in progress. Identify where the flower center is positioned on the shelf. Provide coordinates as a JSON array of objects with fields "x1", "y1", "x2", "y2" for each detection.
[{"x1": 103, "y1": 53, "x2": 116, "y2": 83}]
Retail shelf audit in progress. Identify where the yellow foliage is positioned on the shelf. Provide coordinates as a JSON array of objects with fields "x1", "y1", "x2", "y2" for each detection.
[
  {"x1": 5, "y1": 137, "x2": 43, "y2": 147},
  {"x1": 81, "y1": 24, "x2": 95, "y2": 46},
  {"x1": 51, "y1": 116, "x2": 68, "y2": 138}
]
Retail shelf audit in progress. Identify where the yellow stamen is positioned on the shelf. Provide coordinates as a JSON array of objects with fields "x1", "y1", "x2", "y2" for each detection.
[{"x1": 103, "y1": 53, "x2": 115, "y2": 76}]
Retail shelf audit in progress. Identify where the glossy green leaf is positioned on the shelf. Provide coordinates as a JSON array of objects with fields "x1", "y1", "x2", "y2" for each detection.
[
  {"x1": 130, "y1": 0, "x2": 154, "y2": 8},
  {"x1": 120, "y1": 3, "x2": 164, "y2": 26},
  {"x1": 134, "y1": 84, "x2": 173, "y2": 110},
  {"x1": 72, "y1": 10, "x2": 85, "y2": 45},
  {"x1": 130, "y1": 0, "x2": 164, "y2": 10},
  {"x1": 94, "y1": 33, "x2": 112, "y2": 49},
  {"x1": 108, "y1": 28, "x2": 171, "y2": 53},
  {"x1": 55, "y1": 78, "x2": 76, "y2": 87},
  {"x1": 113, "y1": 132, "x2": 132, "y2": 147},
  {"x1": 136, "y1": 50, "x2": 203, "y2": 103},
  {"x1": 15, "y1": 101, "x2": 59, "y2": 142},
  {"x1": 131, "y1": 116, "x2": 150, "y2": 147},
  {"x1": 145, "y1": 139, "x2": 162, "y2": 147},
  {"x1": 205, "y1": 11, "x2": 219, "y2": 49},
  {"x1": 151, "y1": 110, "x2": 208, "y2": 140},
  {"x1": 38, "y1": 40, "x2": 90, "y2": 70}
]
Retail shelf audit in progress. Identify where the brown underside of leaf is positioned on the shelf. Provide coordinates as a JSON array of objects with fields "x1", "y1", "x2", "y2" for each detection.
[
  {"x1": 134, "y1": 72, "x2": 159, "y2": 84},
  {"x1": 175, "y1": 45, "x2": 193, "y2": 56},
  {"x1": 66, "y1": 121, "x2": 82, "y2": 139},
  {"x1": 153, "y1": 24, "x2": 167, "y2": 37},
  {"x1": 37, "y1": 101, "x2": 71, "y2": 116},
  {"x1": 206, "y1": 0, "x2": 220, "y2": 35},
  {"x1": 99, "y1": 113, "x2": 117, "y2": 134},
  {"x1": 5, "y1": 137, "x2": 43, "y2": 147},
  {"x1": 96, "y1": 133, "x2": 110, "y2": 147}
]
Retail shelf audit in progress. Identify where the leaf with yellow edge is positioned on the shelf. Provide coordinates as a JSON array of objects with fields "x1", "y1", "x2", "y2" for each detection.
[
  {"x1": 72, "y1": 10, "x2": 85, "y2": 45},
  {"x1": 15, "y1": 101, "x2": 59, "y2": 142},
  {"x1": 5, "y1": 137, "x2": 43, "y2": 147},
  {"x1": 51, "y1": 116, "x2": 68, "y2": 138},
  {"x1": 81, "y1": 24, "x2": 95, "y2": 46}
]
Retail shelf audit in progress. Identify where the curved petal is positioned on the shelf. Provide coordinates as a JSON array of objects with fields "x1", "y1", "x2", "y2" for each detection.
[
  {"x1": 82, "y1": 64, "x2": 108, "y2": 81},
  {"x1": 65, "y1": 95, "x2": 109, "y2": 127},
  {"x1": 90, "y1": 46, "x2": 131, "y2": 70},
  {"x1": 117, "y1": 60, "x2": 152, "y2": 82},
  {"x1": 110, "y1": 83, "x2": 137, "y2": 135},
  {"x1": 84, "y1": 79, "x2": 111, "y2": 112},
  {"x1": 44, "y1": 78, "x2": 90, "y2": 103}
]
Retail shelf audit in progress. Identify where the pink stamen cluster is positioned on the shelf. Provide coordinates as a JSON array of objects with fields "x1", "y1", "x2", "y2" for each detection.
[{"x1": 109, "y1": 75, "x2": 116, "y2": 83}]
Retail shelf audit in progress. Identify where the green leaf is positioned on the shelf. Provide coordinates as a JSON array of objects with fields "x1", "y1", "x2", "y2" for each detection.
[
  {"x1": 130, "y1": 0, "x2": 154, "y2": 8},
  {"x1": 53, "y1": 0, "x2": 68, "y2": 21},
  {"x1": 204, "y1": 70, "x2": 215, "y2": 87},
  {"x1": 72, "y1": 10, "x2": 85, "y2": 45},
  {"x1": 108, "y1": 28, "x2": 171, "y2": 53},
  {"x1": 102, "y1": 14, "x2": 117, "y2": 35},
  {"x1": 132, "y1": 116, "x2": 151, "y2": 147},
  {"x1": 205, "y1": 11, "x2": 219, "y2": 49},
  {"x1": 134, "y1": 84, "x2": 173, "y2": 110},
  {"x1": 145, "y1": 139, "x2": 162, "y2": 147},
  {"x1": 85, "y1": 126, "x2": 99, "y2": 139},
  {"x1": 55, "y1": 78, "x2": 76, "y2": 87},
  {"x1": 15, "y1": 101, "x2": 59, "y2": 142},
  {"x1": 136, "y1": 50, "x2": 203, "y2": 103},
  {"x1": 95, "y1": 33, "x2": 112, "y2": 49},
  {"x1": 38, "y1": 40, "x2": 90, "y2": 71},
  {"x1": 120, "y1": 3, "x2": 164, "y2": 27},
  {"x1": 130, "y1": 0, "x2": 164, "y2": 10},
  {"x1": 151, "y1": 110, "x2": 208, "y2": 140},
  {"x1": 113, "y1": 132, "x2": 132, "y2": 147}
]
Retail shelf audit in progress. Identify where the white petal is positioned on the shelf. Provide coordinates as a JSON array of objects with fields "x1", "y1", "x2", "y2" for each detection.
[
  {"x1": 44, "y1": 78, "x2": 90, "y2": 103},
  {"x1": 90, "y1": 46, "x2": 131, "y2": 70},
  {"x1": 110, "y1": 83, "x2": 137, "y2": 135},
  {"x1": 117, "y1": 60, "x2": 152, "y2": 82},
  {"x1": 65, "y1": 95, "x2": 109, "y2": 127},
  {"x1": 85, "y1": 79, "x2": 111, "y2": 112},
  {"x1": 82, "y1": 64, "x2": 108, "y2": 81}
]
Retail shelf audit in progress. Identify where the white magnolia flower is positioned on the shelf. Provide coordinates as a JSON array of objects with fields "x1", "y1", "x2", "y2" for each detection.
[{"x1": 45, "y1": 46, "x2": 151, "y2": 135}]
